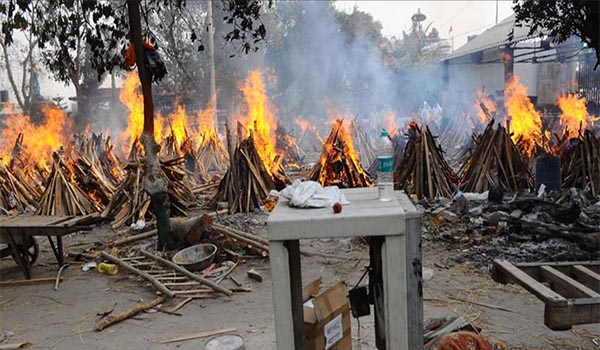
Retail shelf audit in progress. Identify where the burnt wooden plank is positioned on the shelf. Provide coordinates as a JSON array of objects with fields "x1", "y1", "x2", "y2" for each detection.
[
  {"x1": 540, "y1": 266, "x2": 600, "y2": 299},
  {"x1": 492, "y1": 260, "x2": 568, "y2": 305},
  {"x1": 572, "y1": 265, "x2": 600, "y2": 294},
  {"x1": 514, "y1": 261, "x2": 600, "y2": 267},
  {"x1": 545, "y1": 297, "x2": 600, "y2": 331}
]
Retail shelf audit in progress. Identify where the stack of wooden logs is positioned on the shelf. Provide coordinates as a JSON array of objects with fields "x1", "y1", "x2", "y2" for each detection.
[
  {"x1": 561, "y1": 129, "x2": 600, "y2": 197},
  {"x1": 197, "y1": 130, "x2": 229, "y2": 175},
  {"x1": 162, "y1": 157, "x2": 199, "y2": 215},
  {"x1": 102, "y1": 156, "x2": 198, "y2": 228},
  {"x1": 70, "y1": 140, "x2": 120, "y2": 207},
  {"x1": 295, "y1": 121, "x2": 324, "y2": 153},
  {"x1": 351, "y1": 117, "x2": 377, "y2": 169},
  {"x1": 459, "y1": 120, "x2": 532, "y2": 193},
  {"x1": 37, "y1": 152, "x2": 101, "y2": 216},
  {"x1": 211, "y1": 133, "x2": 287, "y2": 214},
  {"x1": 394, "y1": 122, "x2": 457, "y2": 199},
  {"x1": 0, "y1": 161, "x2": 42, "y2": 214},
  {"x1": 276, "y1": 124, "x2": 305, "y2": 171},
  {"x1": 77, "y1": 133, "x2": 124, "y2": 185},
  {"x1": 102, "y1": 160, "x2": 149, "y2": 228},
  {"x1": 310, "y1": 119, "x2": 374, "y2": 188}
]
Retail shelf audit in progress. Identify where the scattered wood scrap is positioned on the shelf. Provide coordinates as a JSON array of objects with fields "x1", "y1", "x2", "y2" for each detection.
[
  {"x1": 158, "y1": 327, "x2": 237, "y2": 344},
  {"x1": 247, "y1": 269, "x2": 263, "y2": 282},
  {"x1": 95, "y1": 296, "x2": 166, "y2": 331},
  {"x1": 0, "y1": 277, "x2": 61, "y2": 287}
]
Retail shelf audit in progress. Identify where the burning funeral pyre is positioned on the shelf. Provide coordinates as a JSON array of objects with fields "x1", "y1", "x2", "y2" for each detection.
[
  {"x1": 276, "y1": 123, "x2": 305, "y2": 171},
  {"x1": 211, "y1": 70, "x2": 288, "y2": 214},
  {"x1": 294, "y1": 118, "x2": 324, "y2": 154},
  {"x1": 309, "y1": 119, "x2": 374, "y2": 188}
]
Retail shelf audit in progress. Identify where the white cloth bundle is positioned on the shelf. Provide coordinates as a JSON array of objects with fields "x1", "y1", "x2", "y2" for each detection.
[{"x1": 279, "y1": 180, "x2": 350, "y2": 208}]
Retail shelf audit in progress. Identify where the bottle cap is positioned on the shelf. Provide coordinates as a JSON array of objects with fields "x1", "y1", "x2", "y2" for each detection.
[{"x1": 381, "y1": 130, "x2": 388, "y2": 137}]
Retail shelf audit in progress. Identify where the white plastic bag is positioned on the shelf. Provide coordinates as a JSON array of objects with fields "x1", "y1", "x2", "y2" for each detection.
[{"x1": 280, "y1": 180, "x2": 350, "y2": 208}]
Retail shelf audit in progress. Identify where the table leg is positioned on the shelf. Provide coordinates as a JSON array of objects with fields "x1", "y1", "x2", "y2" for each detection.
[
  {"x1": 46, "y1": 236, "x2": 65, "y2": 266},
  {"x1": 270, "y1": 241, "x2": 295, "y2": 349},
  {"x1": 47, "y1": 236, "x2": 60, "y2": 262},
  {"x1": 7, "y1": 232, "x2": 31, "y2": 279},
  {"x1": 286, "y1": 240, "x2": 305, "y2": 349},
  {"x1": 383, "y1": 235, "x2": 408, "y2": 350},
  {"x1": 57, "y1": 236, "x2": 64, "y2": 266}
]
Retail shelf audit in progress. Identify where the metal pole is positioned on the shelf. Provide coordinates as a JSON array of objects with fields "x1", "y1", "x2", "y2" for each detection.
[
  {"x1": 495, "y1": 0, "x2": 499, "y2": 24},
  {"x1": 207, "y1": 0, "x2": 217, "y2": 130}
]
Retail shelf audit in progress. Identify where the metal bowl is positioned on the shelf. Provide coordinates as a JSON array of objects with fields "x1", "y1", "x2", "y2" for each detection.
[{"x1": 172, "y1": 243, "x2": 217, "y2": 272}]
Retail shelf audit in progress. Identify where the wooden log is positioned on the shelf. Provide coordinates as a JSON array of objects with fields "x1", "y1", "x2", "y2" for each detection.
[
  {"x1": 247, "y1": 268, "x2": 263, "y2": 282},
  {"x1": 212, "y1": 225, "x2": 269, "y2": 256},
  {"x1": 0, "y1": 277, "x2": 61, "y2": 287},
  {"x1": 171, "y1": 214, "x2": 213, "y2": 246},
  {"x1": 169, "y1": 297, "x2": 193, "y2": 313},
  {"x1": 212, "y1": 223, "x2": 269, "y2": 245},
  {"x1": 157, "y1": 327, "x2": 237, "y2": 344},
  {"x1": 54, "y1": 264, "x2": 69, "y2": 291},
  {"x1": 139, "y1": 250, "x2": 233, "y2": 296},
  {"x1": 100, "y1": 251, "x2": 174, "y2": 298},
  {"x1": 111, "y1": 230, "x2": 157, "y2": 246},
  {"x1": 95, "y1": 296, "x2": 165, "y2": 331}
]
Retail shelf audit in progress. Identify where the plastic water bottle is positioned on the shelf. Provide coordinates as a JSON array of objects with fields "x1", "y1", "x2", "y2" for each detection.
[{"x1": 377, "y1": 130, "x2": 394, "y2": 201}]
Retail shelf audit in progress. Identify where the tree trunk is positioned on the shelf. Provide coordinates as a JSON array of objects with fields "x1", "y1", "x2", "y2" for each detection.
[
  {"x1": 0, "y1": 39, "x2": 26, "y2": 112},
  {"x1": 127, "y1": 0, "x2": 175, "y2": 250},
  {"x1": 207, "y1": 0, "x2": 217, "y2": 128}
]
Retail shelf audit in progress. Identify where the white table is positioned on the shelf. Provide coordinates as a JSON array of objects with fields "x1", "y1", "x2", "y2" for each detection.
[{"x1": 267, "y1": 188, "x2": 422, "y2": 350}]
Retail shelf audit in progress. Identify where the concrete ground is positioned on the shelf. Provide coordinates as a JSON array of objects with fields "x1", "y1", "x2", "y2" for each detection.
[{"x1": 0, "y1": 218, "x2": 598, "y2": 350}]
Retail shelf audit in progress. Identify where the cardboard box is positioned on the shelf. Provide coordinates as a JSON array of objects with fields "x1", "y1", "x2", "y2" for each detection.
[{"x1": 303, "y1": 278, "x2": 352, "y2": 350}]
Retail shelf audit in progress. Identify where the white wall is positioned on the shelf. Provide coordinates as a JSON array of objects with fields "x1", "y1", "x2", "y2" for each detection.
[
  {"x1": 448, "y1": 62, "x2": 505, "y2": 97},
  {"x1": 448, "y1": 62, "x2": 542, "y2": 99},
  {"x1": 514, "y1": 63, "x2": 539, "y2": 96}
]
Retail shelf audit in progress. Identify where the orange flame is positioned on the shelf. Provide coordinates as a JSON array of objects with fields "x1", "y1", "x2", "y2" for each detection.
[
  {"x1": 384, "y1": 112, "x2": 397, "y2": 137},
  {"x1": 119, "y1": 71, "x2": 163, "y2": 152},
  {"x1": 294, "y1": 118, "x2": 311, "y2": 133},
  {"x1": 196, "y1": 101, "x2": 219, "y2": 146},
  {"x1": 557, "y1": 93, "x2": 590, "y2": 139},
  {"x1": 239, "y1": 70, "x2": 279, "y2": 171},
  {"x1": 504, "y1": 76, "x2": 543, "y2": 156},
  {"x1": 475, "y1": 91, "x2": 497, "y2": 124},
  {"x1": 315, "y1": 119, "x2": 372, "y2": 187},
  {"x1": 0, "y1": 104, "x2": 74, "y2": 164},
  {"x1": 119, "y1": 72, "x2": 144, "y2": 152},
  {"x1": 166, "y1": 102, "x2": 187, "y2": 146},
  {"x1": 324, "y1": 112, "x2": 362, "y2": 176}
]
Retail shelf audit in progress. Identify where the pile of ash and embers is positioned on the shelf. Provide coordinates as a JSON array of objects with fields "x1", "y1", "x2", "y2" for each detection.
[{"x1": 421, "y1": 187, "x2": 600, "y2": 269}]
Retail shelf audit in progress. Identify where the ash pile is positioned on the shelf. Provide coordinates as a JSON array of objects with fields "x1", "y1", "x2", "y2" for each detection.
[{"x1": 422, "y1": 187, "x2": 600, "y2": 269}]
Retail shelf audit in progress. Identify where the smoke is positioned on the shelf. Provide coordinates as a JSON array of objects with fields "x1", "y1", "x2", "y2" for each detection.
[{"x1": 208, "y1": 0, "x2": 451, "y2": 140}]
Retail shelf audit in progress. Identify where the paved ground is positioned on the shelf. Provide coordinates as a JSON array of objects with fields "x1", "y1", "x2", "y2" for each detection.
[{"x1": 0, "y1": 217, "x2": 598, "y2": 349}]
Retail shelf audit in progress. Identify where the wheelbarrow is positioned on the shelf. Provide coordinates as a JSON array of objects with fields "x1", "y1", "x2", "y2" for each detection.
[{"x1": 0, "y1": 234, "x2": 40, "y2": 268}]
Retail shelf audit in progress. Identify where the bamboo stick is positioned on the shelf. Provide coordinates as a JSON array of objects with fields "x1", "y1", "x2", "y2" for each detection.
[
  {"x1": 95, "y1": 296, "x2": 165, "y2": 331},
  {"x1": 139, "y1": 250, "x2": 232, "y2": 296},
  {"x1": 100, "y1": 252, "x2": 174, "y2": 298}
]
